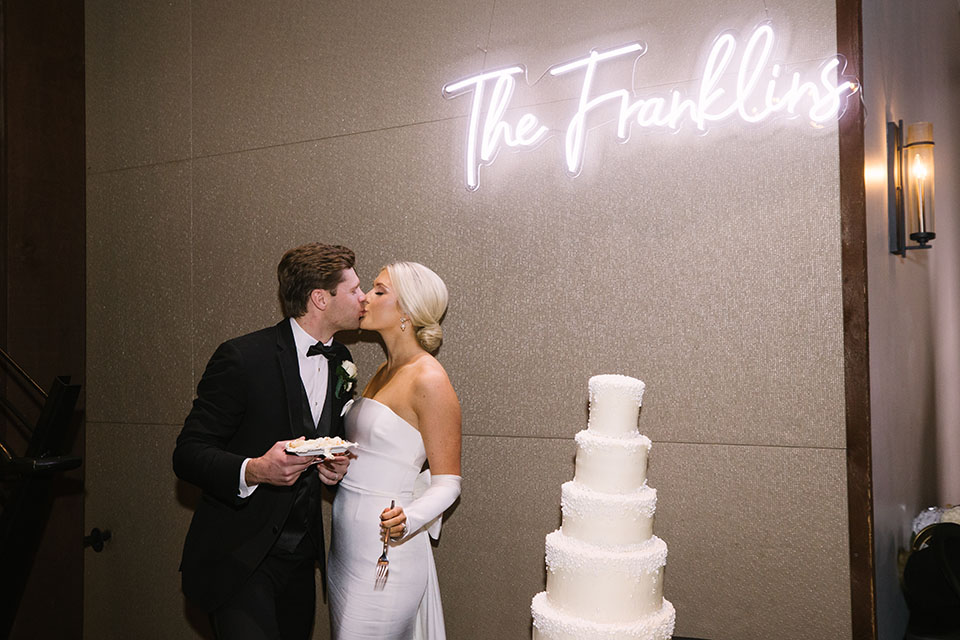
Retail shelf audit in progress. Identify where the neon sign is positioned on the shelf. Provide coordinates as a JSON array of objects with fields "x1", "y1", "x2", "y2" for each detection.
[{"x1": 442, "y1": 23, "x2": 860, "y2": 191}]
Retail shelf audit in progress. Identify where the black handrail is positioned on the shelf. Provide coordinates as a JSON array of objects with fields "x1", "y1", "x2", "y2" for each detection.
[
  {"x1": 0, "y1": 363, "x2": 81, "y2": 640},
  {"x1": 0, "y1": 346, "x2": 47, "y2": 399},
  {"x1": 0, "y1": 393, "x2": 36, "y2": 440},
  {"x1": 7, "y1": 454, "x2": 81, "y2": 476}
]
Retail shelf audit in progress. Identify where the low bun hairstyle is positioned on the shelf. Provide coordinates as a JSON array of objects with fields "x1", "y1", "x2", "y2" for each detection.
[
  {"x1": 386, "y1": 262, "x2": 448, "y2": 353},
  {"x1": 415, "y1": 324, "x2": 444, "y2": 354}
]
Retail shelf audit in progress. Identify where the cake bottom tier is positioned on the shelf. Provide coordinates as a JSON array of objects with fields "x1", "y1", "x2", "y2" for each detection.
[{"x1": 531, "y1": 592, "x2": 675, "y2": 640}]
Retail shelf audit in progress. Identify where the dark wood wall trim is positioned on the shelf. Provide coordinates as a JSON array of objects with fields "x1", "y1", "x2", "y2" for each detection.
[
  {"x1": 836, "y1": 0, "x2": 877, "y2": 638},
  {"x1": 0, "y1": 0, "x2": 7, "y2": 410},
  {"x1": 2, "y1": 0, "x2": 85, "y2": 638}
]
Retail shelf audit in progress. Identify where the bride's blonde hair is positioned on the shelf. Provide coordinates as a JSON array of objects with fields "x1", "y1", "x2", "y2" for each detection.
[{"x1": 386, "y1": 262, "x2": 448, "y2": 353}]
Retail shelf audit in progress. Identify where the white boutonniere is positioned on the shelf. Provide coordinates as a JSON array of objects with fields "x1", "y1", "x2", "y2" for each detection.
[{"x1": 335, "y1": 360, "x2": 358, "y2": 399}]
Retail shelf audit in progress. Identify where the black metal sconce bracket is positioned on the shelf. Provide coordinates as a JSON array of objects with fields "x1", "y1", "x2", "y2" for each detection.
[{"x1": 888, "y1": 119, "x2": 934, "y2": 256}]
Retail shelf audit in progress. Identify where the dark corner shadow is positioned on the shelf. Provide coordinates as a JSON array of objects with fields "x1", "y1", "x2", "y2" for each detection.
[
  {"x1": 183, "y1": 597, "x2": 215, "y2": 639},
  {"x1": 175, "y1": 477, "x2": 202, "y2": 511},
  {"x1": 49, "y1": 474, "x2": 84, "y2": 498}
]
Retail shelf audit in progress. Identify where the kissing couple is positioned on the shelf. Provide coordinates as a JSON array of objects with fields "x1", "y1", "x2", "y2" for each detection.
[{"x1": 173, "y1": 243, "x2": 462, "y2": 639}]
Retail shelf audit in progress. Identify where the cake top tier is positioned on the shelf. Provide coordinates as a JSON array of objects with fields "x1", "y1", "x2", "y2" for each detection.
[
  {"x1": 588, "y1": 374, "x2": 646, "y2": 405},
  {"x1": 587, "y1": 374, "x2": 646, "y2": 436}
]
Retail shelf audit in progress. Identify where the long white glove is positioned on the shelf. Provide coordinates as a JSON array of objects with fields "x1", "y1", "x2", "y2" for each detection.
[{"x1": 404, "y1": 472, "x2": 462, "y2": 540}]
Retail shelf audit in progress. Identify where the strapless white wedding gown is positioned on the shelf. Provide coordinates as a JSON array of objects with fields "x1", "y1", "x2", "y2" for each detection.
[{"x1": 328, "y1": 397, "x2": 445, "y2": 639}]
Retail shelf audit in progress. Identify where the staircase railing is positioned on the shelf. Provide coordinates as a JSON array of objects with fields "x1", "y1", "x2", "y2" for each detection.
[{"x1": 0, "y1": 346, "x2": 81, "y2": 640}]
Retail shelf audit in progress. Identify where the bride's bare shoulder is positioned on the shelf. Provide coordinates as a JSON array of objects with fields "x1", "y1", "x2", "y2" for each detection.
[
  {"x1": 410, "y1": 354, "x2": 455, "y2": 394},
  {"x1": 410, "y1": 356, "x2": 460, "y2": 428}
]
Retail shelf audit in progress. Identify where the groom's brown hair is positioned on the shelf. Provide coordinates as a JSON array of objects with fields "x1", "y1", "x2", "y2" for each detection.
[{"x1": 277, "y1": 243, "x2": 356, "y2": 318}]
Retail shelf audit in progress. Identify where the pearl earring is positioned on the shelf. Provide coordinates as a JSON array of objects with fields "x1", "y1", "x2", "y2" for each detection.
[{"x1": 400, "y1": 317, "x2": 408, "y2": 332}]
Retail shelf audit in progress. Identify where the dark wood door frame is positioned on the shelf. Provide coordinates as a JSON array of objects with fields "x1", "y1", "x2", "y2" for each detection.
[{"x1": 836, "y1": 0, "x2": 877, "y2": 639}]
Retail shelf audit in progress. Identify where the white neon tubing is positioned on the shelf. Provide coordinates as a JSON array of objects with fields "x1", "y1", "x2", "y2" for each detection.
[
  {"x1": 737, "y1": 24, "x2": 776, "y2": 122},
  {"x1": 548, "y1": 42, "x2": 645, "y2": 76},
  {"x1": 440, "y1": 23, "x2": 861, "y2": 191}
]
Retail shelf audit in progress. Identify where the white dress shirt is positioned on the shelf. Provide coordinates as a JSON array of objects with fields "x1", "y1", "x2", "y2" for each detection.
[{"x1": 237, "y1": 317, "x2": 332, "y2": 497}]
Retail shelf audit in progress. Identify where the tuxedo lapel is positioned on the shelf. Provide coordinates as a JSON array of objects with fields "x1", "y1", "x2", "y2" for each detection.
[{"x1": 275, "y1": 320, "x2": 303, "y2": 440}]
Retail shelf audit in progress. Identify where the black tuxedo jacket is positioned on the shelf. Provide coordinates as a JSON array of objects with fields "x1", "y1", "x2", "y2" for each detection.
[{"x1": 172, "y1": 319, "x2": 352, "y2": 612}]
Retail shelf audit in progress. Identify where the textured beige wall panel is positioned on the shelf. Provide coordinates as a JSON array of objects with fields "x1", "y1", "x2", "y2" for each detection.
[
  {"x1": 485, "y1": 0, "x2": 766, "y2": 96},
  {"x1": 84, "y1": 423, "x2": 208, "y2": 639},
  {"x1": 191, "y1": 0, "x2": 489, "y2": 157},
  {"x1": 434, "y1": 435, "x2": 574, "y2": 639},
  {"x1": 651, "y1": 441, "x2": 852, "y2": 640},
  {"x1": 85, "y1": 0, "x2": 192, "y2": 173},
  {"x1": 86, "y1": 162, "x2": 195, "y2": 425},
  {"x1": 761, "y1": 0, "x2": 841, "y2": 65},
  {"x1": 480, "y1": 0, "x2": 838, "y2": 108},
  {"x1": 85, "y1": 424, "x2": 339, "y2": 640}
]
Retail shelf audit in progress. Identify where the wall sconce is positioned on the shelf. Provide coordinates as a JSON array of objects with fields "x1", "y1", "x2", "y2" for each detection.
[{"x1": 888, "y1": 120, "x2": 936, "y2": 256}]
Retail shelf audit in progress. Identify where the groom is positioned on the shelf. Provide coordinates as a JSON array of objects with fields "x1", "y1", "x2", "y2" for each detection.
[{"x1": 173, "y1": 243, "x2": 366, "y2": 639}]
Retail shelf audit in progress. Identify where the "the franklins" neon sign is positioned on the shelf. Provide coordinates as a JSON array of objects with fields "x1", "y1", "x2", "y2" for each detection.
[{"x1": 442, "y1": 23, "x2": 860, "y2": 191}]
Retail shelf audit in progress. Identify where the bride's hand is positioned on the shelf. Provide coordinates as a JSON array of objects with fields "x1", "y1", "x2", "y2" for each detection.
[
  {"x1": 317, "y1": 453, "x2": 350, "y2": 485},
  {"x1": 380, "y1": 505, "x2": 407, "y2": 539}
]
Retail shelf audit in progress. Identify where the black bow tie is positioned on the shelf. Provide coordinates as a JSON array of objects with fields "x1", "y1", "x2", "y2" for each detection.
[{"x1": 306, "y1": 342, "x2": 341, "y2": 360}]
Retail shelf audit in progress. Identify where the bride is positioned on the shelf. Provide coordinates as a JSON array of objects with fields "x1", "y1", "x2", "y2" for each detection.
[{"x1": 328, "y1": 262, "x2": 462, "y2": 639}]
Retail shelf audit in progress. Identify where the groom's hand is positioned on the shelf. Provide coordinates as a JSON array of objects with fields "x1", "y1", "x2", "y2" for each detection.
[
  {"x1": 318, "y1": 453, "x2": 350, "y2": 486},
  {"x1": 245, "y1": 440, "x2": 318, "y2": 487}
]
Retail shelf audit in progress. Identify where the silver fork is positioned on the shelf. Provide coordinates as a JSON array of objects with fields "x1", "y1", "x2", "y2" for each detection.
[{"x1": 376, "y1": 499, "x2": 394, "y2": 579}]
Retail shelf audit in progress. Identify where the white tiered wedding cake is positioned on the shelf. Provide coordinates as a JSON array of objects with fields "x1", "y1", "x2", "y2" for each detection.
[{"x1": 531, "y1": 374, "x2": 675, "y2": 640}]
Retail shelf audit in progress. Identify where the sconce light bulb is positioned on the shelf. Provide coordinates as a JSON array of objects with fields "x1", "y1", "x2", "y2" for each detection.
[{"x1": 914, "y1": 154, "x2": 927, "y2": 180}]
